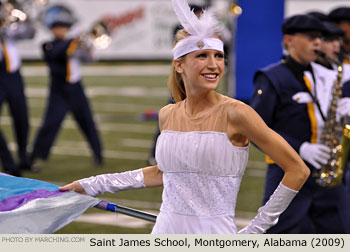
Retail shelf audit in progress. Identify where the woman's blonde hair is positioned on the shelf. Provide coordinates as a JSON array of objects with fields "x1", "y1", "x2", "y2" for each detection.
[
  {"x1": 168, "y1": 29, "x2": 189, "y2": 103},
  {"x1": 168, "y1": 29, "x2": 223, "y2": 102}
]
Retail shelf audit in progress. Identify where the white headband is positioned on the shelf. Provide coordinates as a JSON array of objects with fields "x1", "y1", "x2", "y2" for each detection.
[
  {"x1": 172, "y1": 37, "x2": 224, "y2": 59},
  {"x1": 171, "y1": 0, "x2": 225, "y2": 59}
]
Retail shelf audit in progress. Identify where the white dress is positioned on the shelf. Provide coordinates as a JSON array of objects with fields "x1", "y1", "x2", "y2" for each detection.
[{"x1": 151, "y1": 95, "x2": 249, "y2": 234}]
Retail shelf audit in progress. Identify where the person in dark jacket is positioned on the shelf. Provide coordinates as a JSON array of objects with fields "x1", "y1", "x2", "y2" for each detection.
[
  {"x1": 328, "y1": 7, "x2": 350, "y2": 64},
  {"x1": 29, "y1": 5, "x2": 103, "y2": 169},
  {"x1": 250, "y1": 14, "x2": 350, "y2": 233},
  {"x1": 0, "y1": 0, "x2": 35, "y2": 176}
]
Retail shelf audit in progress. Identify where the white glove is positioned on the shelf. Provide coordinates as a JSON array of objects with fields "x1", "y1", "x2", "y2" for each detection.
[
  {"x1": 299, "y1": 142, "x2": 330, "y2": 169},
  {"x1": 79, "y1": 168, "x2": 145, "y2": 197},
  {"x1": 337, "y1": 97, "x2": 350, "y2": 120},
  {"x1": 238, "y1": 183, "x2": 298, "y2": 234}
]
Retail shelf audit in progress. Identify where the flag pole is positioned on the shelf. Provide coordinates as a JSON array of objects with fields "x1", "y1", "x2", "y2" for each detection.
[{"x1": 94, "y1": 200, "x2": 157, "y2": 223}]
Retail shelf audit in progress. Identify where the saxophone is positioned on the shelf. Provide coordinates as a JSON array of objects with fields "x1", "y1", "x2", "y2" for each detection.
[{"x1": 313, "y1": 52, "x2": 350, "y2": 188}]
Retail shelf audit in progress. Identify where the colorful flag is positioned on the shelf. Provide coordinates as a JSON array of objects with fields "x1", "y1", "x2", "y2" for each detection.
[{"x1": 0, "y1": 173, "x2": 100, "y2": 234}]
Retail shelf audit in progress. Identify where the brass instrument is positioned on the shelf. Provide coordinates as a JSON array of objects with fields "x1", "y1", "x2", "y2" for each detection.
[
  {"x1": 0, "y1": 0, "x2": 27, "y2": 30},
  {"x1": 313, "y1": 51, "x2": 350, "y2": 187},
  {"x1": 79, "y1": 21, "x2": 112, "y2": 50},
  {"x1": 41, "y1": 4, "x2": 111, "y2": 50},
  {"x1": 0, "y1": 0, "x2": 48, "y2": 32}
]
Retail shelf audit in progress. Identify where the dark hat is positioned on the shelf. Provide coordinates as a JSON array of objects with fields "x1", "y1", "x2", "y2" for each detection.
[
  {"x1": 307, "y1": 11, "x2": 329, "y2": 22},
  {"x1": 329, "y1": 7, "x2": 350, "y2": 22},
  {"x1": 322, "y1": 21, "x2": 345, "y2": 37},
  {"x1": 282, "y1": 14, "x2": 327, "y2": 35},
  {"x1": 44, "y1": 5, "x2": 76, "y2": 28}
]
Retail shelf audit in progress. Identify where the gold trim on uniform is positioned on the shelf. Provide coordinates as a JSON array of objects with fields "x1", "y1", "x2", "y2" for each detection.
[
  {"x1": 265, "y1": 155, "x2": 275, "y2": 164},
  {"x1": 66, "y1": 39, "x2": 79, "y2": 56},
  {"x1": 1, "y1": 41, "x2": 11, "y2": 72},
  {"x1": 66, "y1": 39, "x2": 79, "y2": 83},
  {"x1": 303, "y1": 75, "x2": 318, "y2": 143},
  {"x1": 265, "y1": 75, "x2": 318, "y2": 164}
]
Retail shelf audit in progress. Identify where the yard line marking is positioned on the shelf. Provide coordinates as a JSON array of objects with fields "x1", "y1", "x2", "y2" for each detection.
[
  {"x1": 75, "y1": 211, "x2": 252, "y2": 229},
  {"x1": 25, "y1": 86, "x2": 169, "y2": 98},
  {"x1": 1, "y1": 116, "x2": 156, "y2": 133},
  {"x1": 29, "y1": 99, "x2": 162, "y2": 113},
  {"x1": 92, "y1": 102, "x2": 161, "y2": 113},
  {"x1": 53, "y1": 147, "x2": 149, "y2": 160},
  {"x1": 245, "y1": 169, "x2": 266, "y2": 177},
  {"x1": 87, "y1": 87, "x2": 168, "y2": 97},
  {"x1": 74, "y1": 212, "x2": 154, "y2": 229},
  {"x1": 98, "y1": 122, "x2": 155, "y2": 133},
  {"x1": 121, "y1": 138, "x2": 153, "y2": 148},
  {"x1": 103, "y1": 149, "x2": 148, "y2": 160},
  {"x1": 247, "y1": 160, "x2": 266, "y2": 169},
  {"x1": 25, "y1": 87, "x2": 47, "y2": 97},
  {"x1": 8, "y1": 142, "x2": 149, "y2": 161},
  {"x1": 22, "y1": 65, "x2": 171, "y2": 76},
  {"x1": 55, "y1": 141, "x2": 89, "y2": 148}
]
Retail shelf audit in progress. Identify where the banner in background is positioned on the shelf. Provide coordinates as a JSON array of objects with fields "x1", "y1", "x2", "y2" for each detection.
[{"x1": 17, "y1": 0, "x2": 228, "y2": 60}]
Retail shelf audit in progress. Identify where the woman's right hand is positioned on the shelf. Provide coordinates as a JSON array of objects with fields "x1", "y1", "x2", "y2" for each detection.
[{"x1": 59, "y1": 181, "x2": 86, "y2": 194}]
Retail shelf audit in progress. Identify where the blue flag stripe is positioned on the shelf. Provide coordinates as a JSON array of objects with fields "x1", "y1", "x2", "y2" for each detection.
[{"x1": 0, "y1": 174, "x2": 58, "y2": 201}]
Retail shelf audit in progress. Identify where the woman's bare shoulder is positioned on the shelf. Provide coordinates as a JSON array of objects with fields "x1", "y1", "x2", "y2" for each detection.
[
  {"x1": 222, "y1": 97, "x2": 258, "y2": 127},
  {"x1": 223, "y1": 97, "x2": 251, "y2": 115},
  {"x1": 159, "y1": 103, "x2": 176, "y2": 118},
  {"x1": 222, "y1": 97, "x2": 253, "y2": 145},
  {"x1": 158, "y1": 102, "x2": 180, "y2": 130}
]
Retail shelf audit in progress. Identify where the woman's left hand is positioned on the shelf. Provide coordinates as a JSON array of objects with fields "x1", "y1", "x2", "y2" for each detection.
[{"x1": 59, "y1": 181, "x2": 86, "y2": 194}]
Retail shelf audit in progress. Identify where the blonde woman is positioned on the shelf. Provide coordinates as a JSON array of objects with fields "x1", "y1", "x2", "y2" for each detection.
[{"x1": 60, "y1": 0, "x2": 309, "y2": 234}]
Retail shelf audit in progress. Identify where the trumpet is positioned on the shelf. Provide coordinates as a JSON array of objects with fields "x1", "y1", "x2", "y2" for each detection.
[
  {"x1": 79, "y1": 21, "x2": 111, "y2": 50},
  {"x1": 1, "y1": 0, "x2": 48, "y2": 38},
  {"x1": 0, "y1": 0, "x2": 27, "y2": 30}
]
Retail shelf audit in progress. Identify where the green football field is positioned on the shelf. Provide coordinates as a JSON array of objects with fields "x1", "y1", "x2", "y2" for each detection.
[{"x1": 0, "y1": 63, "x2": 266, "y2": 233}]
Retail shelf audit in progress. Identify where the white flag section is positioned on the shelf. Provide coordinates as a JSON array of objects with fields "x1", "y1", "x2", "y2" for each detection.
[{"x1": 0, "y1": 174, "x2": 100, "y2": 234}]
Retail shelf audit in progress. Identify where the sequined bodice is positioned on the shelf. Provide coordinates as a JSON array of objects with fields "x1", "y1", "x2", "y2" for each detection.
[{"x1": 155, "y1": 95, "x2": 249, "y2": 217}]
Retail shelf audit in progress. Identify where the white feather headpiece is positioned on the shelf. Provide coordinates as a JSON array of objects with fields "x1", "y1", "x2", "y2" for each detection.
[{"x1": 171, "y1": 0, "x2": 224, "y2": 59}]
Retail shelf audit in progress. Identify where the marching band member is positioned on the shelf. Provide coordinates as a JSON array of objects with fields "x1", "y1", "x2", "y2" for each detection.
[
  {"x1": 0, "y1": 0, "x2": 35, "y2": 176},
  {"x1": 29, "y1": 5, "x2": 103, "y2": 170},
  {"x1": 329, "y1": 7, "x2": 350, "y2": 65},
  {"x1": 328, "y1": 7, "x2": 350, "y2": 222},
  {"x1": 309, "y1": 11, "x2": 350, "y2": 82},
  {"x1": 311, "y1": 16, "x2": 350, "y2": 125},
  {"x1": 250, "y1": 14, "x2": 350, "y2": 233}
]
